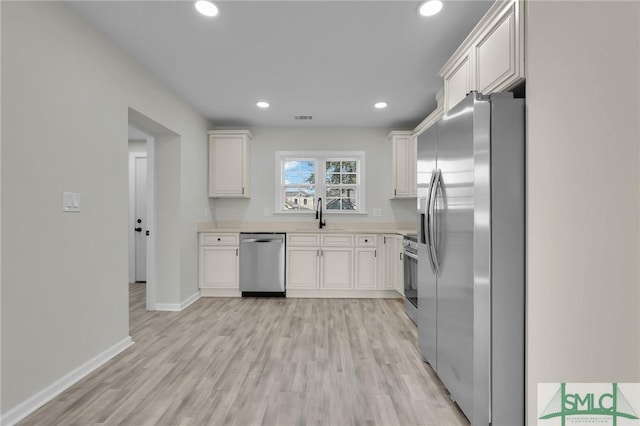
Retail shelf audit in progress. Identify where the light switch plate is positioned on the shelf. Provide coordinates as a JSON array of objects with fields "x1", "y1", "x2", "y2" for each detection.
[{"x1": 63, "y1": 192, "x2": 81, "y2": 212}]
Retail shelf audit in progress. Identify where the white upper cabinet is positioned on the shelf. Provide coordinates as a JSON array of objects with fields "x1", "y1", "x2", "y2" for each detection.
[
  {"x1": 439, "y1": 0, "x2": 525, "y2": 112},
  {"x1": 208, "y1": 130, "x2": 252, "y2": 198},
  {"x1": 389, "y1": 131, "x2": 417, "y2": 199},
  {"x1": 443, "y1": 52, "x2": 473, "y2": 113}
]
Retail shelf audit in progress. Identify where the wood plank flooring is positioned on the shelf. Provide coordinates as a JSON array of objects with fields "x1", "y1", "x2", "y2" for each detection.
[{"x1": 19, "y1": 285, "x2": 468, "y2": 425}]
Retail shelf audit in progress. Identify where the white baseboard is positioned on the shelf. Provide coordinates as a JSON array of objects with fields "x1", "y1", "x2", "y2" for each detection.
[
  {"x1": 286, "y1": 289, "x2": 402, "y2": 299},
  {"x1": 1, "y1": 336, "x2": 134, "y2": 426},
  {"x1": 200, "y1": 288, "x2": 242, "y2": 298},
  {"x1": 154, "y1": 303, "x2": 181, "y2": 311},
  {"x1": 180, "y1": 291, "x2": 201, "y2": 310},
  {"x1": 155, "y1": 291, "x2": 201, "y2": 311}
]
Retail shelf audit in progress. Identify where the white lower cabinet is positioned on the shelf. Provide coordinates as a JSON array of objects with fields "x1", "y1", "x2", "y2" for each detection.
[
  {"x1": 286, "y1": 234, "x2": 354, "y2": 290},
  {"x1": 199, "y1": 232, "x2": 403, "y2": 297},
  {"x1": 355, "y1": 248, "x2": 377, "y2": 289},
  {"x1": 199, "y1": 233, "x2": 239, "y2": 294},
  {"x1": 287, "y1": 247, "x2": 320, "y2": 289},
  {"x1": 321, "y1": 248, "x2": 354, "y2": 289},
  {"x1": 380, "y1": 234, "x2": 403, "y2": 292},
  {"x1": 285, "y1": 233, "x2": 399, "y2": 296},
  {"x1": 200, "y1": 247, "x2": 238, "y2": 288}
]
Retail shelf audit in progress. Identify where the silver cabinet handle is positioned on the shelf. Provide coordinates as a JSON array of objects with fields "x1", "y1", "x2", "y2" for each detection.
[{"x1": 428, "y1": 169, "x2": 442, "y2": 276}]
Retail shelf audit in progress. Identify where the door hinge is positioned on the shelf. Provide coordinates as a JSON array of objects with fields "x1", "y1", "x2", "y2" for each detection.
[
  {"x1": 236, "y1": 248, "x2": 238, "y2": 256},
  {"x1": 374, "y1": 250, "x2": 377, "y2": 258},
  {"x1": 242, "y1": 187, "x2": 245, "y2": 194},
  {"x1": 394, "y1": 189, "x2": 397, "y2": 196}
]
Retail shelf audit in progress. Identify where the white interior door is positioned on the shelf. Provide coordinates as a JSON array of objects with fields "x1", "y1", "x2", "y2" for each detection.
[{"x1": 134, "y1": 156, "x2": 148, "y2": 282}]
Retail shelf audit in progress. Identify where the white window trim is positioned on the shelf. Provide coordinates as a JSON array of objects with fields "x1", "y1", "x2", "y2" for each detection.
[{"x1": 275, "y1": 151, "x2": 366, "y2": 214}]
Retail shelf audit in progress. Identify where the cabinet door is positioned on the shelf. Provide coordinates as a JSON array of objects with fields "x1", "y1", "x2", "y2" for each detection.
[
  {"x1": 200, "y1": 247, "x2": 238, "y2": 289},
  {"x1": 394, "y1": 236, "x2": 404, "y2": 293},
  {"x1": 287, "y1": 247, "x2": 320, "y2": 289},
  {"x1": 320, "y1": 248, "x2": 353, "y2": 289},
  {"x1": 474, "y1": 0, "x2": 523, "y2": 94},
  {"x1": 391, "y1": 133, "x2": 417, "y2": 198},
  {"x1": 209, "y1": 134, "x2": 249, "y2": 198},
  {"x1": 444, "y1": 51, "x2": 473, "y2": 112},
  {"x1": 381, "y1": 236, "x2": 397, "y2": 290},
  {"x1": 355, "y1": 248, "x2": 377, "y2": 289}
]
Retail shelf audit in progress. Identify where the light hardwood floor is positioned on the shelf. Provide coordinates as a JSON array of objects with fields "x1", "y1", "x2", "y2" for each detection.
[{"x1": 20, "y1": 285, "x2": 468, "y2": 425}]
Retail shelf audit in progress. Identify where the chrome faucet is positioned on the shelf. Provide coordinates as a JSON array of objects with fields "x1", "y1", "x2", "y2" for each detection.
[{"x1": 316, "y1": 197, "x2": 326, "y2": 229}]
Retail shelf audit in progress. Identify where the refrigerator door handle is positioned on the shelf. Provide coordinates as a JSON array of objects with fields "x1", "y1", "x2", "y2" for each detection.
[
  {"x1": 424, "y1": 171, "x2": 438, "y2": 273},
  {"x1": 428, "y1": 169, "x2": 442, "y2": 276},
  {"x1": 420, "y1": 197, "x2": 429, "y2": 246}
]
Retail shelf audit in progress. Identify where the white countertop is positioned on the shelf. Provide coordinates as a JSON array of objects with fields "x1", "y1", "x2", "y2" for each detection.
[{"x1": 197, "y1": 221, "x2": 415, "y2": 236}]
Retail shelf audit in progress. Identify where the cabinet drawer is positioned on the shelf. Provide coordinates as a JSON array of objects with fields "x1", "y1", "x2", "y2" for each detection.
[
  {"x1": 201, "y1": 233, "x2": 239, "y2": 246},
  {"x1": 321, "y1": 234, "x2": 354, "y2": 247},
  {"x1": 355, "y1": 235, "x2": 377, "y2": 247},
  {"x1": 288, "y1": 234, "x2": 320, "y2": 247}
]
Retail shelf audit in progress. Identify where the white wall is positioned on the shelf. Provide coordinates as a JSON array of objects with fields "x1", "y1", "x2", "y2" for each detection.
[
  {"x1": 128, "y1": 139, "x2": 147, "y2": 154},
  {"x1": 1, "y1": 1, "x2": 209, "y2": 416},
  {"x1": 526, "y1": 1, "x2": 640, "y2": 423},
  {"x1": 212, "y1": 127, "x2": 416, "y2": 226}
]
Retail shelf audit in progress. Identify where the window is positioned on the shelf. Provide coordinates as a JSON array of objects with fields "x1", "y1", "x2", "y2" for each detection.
[{"x1": 276, "y1": 151, "x2": 365, "y2": 214}]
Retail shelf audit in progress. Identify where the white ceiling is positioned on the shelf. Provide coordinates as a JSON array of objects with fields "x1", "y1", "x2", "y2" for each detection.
[{"x1": 69, "y1": 1, "x2": 492, "y2": 129}]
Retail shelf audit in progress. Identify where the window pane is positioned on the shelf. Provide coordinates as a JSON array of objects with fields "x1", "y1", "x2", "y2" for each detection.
[
  {"x1": 327, "y1": 188, "x2": 340, "y2": 197},
  {"x1": 326, "y1": 174, "x2": 341, "y2": 184},
  {"x1": 326, "y1": 161, "x2": 341, "y2": 173},
  {"x1": 283, "y1": 160, "x2": 315, "y2": 185},
  {"x1": 341, "y1": 174, "x2": 357, "y2": 184},
  {"x1": 341, "y1": 187, "x2": 357, "y2": 198},
  {"x1": 283, "y1": 185, "x2": 314, "y2": 210},
  {"x1": 341, "y1": 161, "x2": 356, "y2": 173},
  {"x1": 344, "y1": 198, "x2": 357, "y2": 210},
  {"x1": 326, "y1": 198, "x2": 341, "y2": 210}
]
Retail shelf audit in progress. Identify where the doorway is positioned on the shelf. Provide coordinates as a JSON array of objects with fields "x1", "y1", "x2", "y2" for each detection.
[
  {"x1": 128, "y1": 128, "x2": 152, "y2": 318},
  {"x1": 128, "y1": 107, "x2": 182, "y2": 319}
]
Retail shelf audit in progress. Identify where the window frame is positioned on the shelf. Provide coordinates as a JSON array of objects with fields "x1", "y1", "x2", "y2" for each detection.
[{"x1": 275, "y1": 151, "x2": 366, "y2": 215}]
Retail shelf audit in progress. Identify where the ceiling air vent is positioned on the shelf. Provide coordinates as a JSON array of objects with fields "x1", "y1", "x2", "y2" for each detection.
[{"x1": 294, "y1": 115, "x2": 313, "y2": 121}]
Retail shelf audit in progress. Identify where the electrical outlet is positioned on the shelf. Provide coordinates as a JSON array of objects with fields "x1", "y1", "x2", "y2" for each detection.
[
  {"x1": 372, "y1": 208, "x2": 382, "y2": 217},
  {"x1": 62, "y1": 192, "x2": 81, "y2": 212},
  {"x1": 264, "y1": 207, "x2": 271, "y2": 217}
]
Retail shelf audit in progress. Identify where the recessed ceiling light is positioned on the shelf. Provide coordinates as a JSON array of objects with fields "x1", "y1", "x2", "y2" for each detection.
[
  {"x1": 418, "y1": 0, "x2": 443, "y2": 17},
  {"x1": 195, "y1": 0, "x2": 219, "y2": 17},
  {"x1": 256, "y1": 101, "x2": 270, "y2": 108},
  {"x1": 374, "y1": 102, "x2": 388, "y2": 109}
]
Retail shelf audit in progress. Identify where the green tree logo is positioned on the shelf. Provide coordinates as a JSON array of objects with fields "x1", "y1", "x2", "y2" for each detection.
[{"x1": 540, "y1": 383, "x2": 639, "y2": 426}]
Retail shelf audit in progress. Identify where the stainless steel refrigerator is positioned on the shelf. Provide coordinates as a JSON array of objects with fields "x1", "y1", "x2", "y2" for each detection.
[{"x1": 417, "y1": 92, "x2": 525, "y2": 425}]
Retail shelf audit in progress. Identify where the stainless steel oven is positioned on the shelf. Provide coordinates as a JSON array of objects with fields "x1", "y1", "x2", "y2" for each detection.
[{"x1": 402, "y1": 234, "x2": 418, "y2": 324}]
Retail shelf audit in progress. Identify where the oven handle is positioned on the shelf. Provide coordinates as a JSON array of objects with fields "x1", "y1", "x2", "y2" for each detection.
[{"x1": 403, "y1": 250, "x2": 418, "y2": 261}]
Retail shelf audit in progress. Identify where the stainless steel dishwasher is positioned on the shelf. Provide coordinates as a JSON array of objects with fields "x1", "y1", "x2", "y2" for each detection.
[{"x1": 239, "y1": 233, "x2": 286, "y2": 296}]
